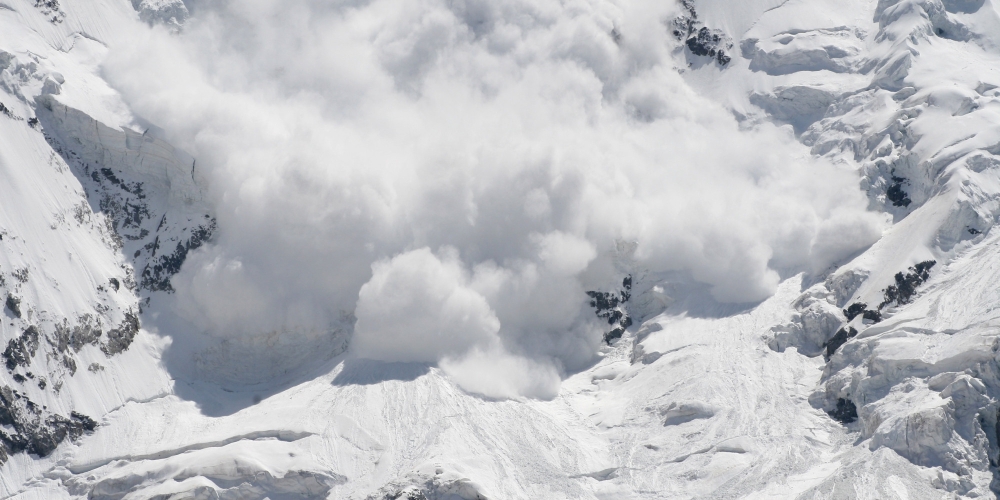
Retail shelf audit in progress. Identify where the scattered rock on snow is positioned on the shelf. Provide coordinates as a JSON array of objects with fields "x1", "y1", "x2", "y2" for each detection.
[{"x1": 670, "y1": 0, "x2": 733, "y2": 66}]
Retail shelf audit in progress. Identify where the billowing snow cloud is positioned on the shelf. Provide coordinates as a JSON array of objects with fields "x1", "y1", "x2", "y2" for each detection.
[
  {"x1": 352, "y1": 247, "x2": 500, "y2": 364},
  {"x1": 102, "y1": 0, "x2": 884, "y2": 397}
]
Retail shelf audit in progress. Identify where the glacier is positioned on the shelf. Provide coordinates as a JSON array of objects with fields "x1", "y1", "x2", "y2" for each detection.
[{"x1": 3, "y1": 0, "x2": 1000, "y2": 498}]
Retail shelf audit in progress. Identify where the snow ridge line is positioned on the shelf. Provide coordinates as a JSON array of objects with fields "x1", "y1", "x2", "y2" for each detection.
[{"x1": 65, "y1": 429, "x2": 314, "y2": 474}]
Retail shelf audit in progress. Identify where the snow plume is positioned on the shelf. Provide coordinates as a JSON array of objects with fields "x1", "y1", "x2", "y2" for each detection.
[{"x1": 102, "y1": 0, "x2": 884, "y2": 397}]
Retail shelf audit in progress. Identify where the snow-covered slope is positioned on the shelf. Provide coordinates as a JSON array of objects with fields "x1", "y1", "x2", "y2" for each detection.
[{"x1": 4, "y1": 0, "x2": 1000, "y2": 498}]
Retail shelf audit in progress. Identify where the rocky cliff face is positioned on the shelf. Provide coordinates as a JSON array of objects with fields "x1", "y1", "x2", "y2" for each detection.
[{"x1": 0, "y1": 18, "x2": 215, "y2": 466}]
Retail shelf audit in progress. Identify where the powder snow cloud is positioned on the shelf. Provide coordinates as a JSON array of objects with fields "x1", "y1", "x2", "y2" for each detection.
[{"x1": 102, "y1": 0, "x2": 885, "y2": 397}]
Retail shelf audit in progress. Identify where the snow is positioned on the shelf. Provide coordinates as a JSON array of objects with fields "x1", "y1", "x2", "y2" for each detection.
[{"x1": 4, "y1": 0, "x2": 1000, "y2": 498}]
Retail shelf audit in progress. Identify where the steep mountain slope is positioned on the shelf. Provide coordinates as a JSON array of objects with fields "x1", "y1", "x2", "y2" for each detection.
[
  {"x1": 3, "y1": 0, "x2": 1000, "y2": 499},
  {"x1": 0, "y1": 0, "x2": 177, "y2": 488},
  {"x1": 690, "y1": 0, "x2": 1000, "y2": 495}
]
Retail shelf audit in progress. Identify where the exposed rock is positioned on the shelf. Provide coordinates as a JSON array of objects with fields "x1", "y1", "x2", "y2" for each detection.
[
  {"x1": 131, "y1": 0, "x2": 189, "y2": 29},
  {"x1": 863, "y1": 309, "x2": 883, "y2": 323},
  {"x1": 5, "y1": 293, "x2": 21, "y2": 318},
  {"x1": 61, "y1": 355, "x2": 76, "y2": 375},
  {"x1": 33, "y1": 0, "x2": 64, "y2": 24},
  {"x1": 0, "y1": 385, "x2": 96, "y2": 463},
  {"x1": 102, "y1": 310, "x2": 139, "y2": 355},
  {"x1": 828, "y1": 398, "x2": 858, "y2": 424},
  {"x1": 669, "y1": 0, "x2": 697, "y2": 40},
  {"x1": 51, "y1": 314, "x2": 103, "y2": 354},
  {"x1": 587, "y1": 276, "x2": 633, "y2": 344},
  {"x1": 36, "y1": 96, "x2": 216, "y2": 296},
  {"x1": 670, "y1": 0, "x2": 732, "y2": 66},
  {"x1": 843, "y1": 302, "x2": 866, "y2": 321},
  {"x1": 823, "y1": 326, "x2": 857, "y2": 360},
  {"x1": 686, "y1": 27, "x2": 733, "y2": 65},
  {"x1": 3, "y1": 326, "x2": 40, "y2": 370},
  {"x1": 886, "y1": 173, "x2": 912, "y2": 207},
  {"x1": 879, "y1": 260, "x2": 936, "y2": 309},
  {"x1": 843, "y1": 302, "x2": 882, "y2": 323},
  {"x1": 141, "y1": 219, "x2": 216, "y2": 292},
  {"x1": 768, "y1": 279, "x2": 845, "y2": 356}
]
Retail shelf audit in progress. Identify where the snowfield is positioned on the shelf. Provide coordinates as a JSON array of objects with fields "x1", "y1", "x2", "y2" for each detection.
[{"x1": 4, "y1": 0, "x2": 1000, "y2": 498}]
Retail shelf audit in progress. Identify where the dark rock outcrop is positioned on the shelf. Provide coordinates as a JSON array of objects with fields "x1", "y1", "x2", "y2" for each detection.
[
  {"x1": 843, "y1": 302, "x2": 882, "y2": 323},
  {"x1": 38, "y1": 110, "x2": 216, "y2": 296},
  {"x1": 886, "y1": 173, "x2": 912, "y2": 207},
  {"x1": 863, "y1": 309, "x2": 883, "y2": 323},
  {"x1": 843, "y1": 302, "x2": 867, "y2": 321},
  {"x1": 670, "y1": 0, "x2": 733, "y2": 66},
  {"x1": 587, "y1": 276, "x2": 633, "y2": 344},
  {"x1": 879, "y1": 260, "x2": 936, "y2": 309},
  {"x1": 51, "y1": 314, "x2": 103, "y2": 354},
  {"x1": 828, "y1": 398, "x2": 858, "y2": 424},
  {"x1": 3, "y1": 326, "x2": 39, "y2": 371},
  {"x1": 686, "y1": 28, "x2": 733, "y2": 65},
  {"x1": 102, "y1": 311, "x2": 139, "y2": 355},
  {"x1": 5, "y1": 293, "x2": 21, "y2": 318},
  {"x1": 140, "y1": 218, "x2": 216, "y2": 292},
  {"x1": 0, "y1": 385, "x2": 96, "y2": 463},
  {"x1": 826, "y1": 262, "x2": 935, "y2": 358},
  {"x1": 33, "y1": 0, "x2": 65, "y2": 24},
  {"x1": 670, "y1": 0, "x2": 698, "y2": 40},
  {"x1": 823, "y1": 326, "x2": 857, "y2": 360}
]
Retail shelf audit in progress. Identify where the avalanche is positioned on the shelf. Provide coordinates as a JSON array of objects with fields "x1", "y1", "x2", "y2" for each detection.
[{"x1": 3, "y1": 0, "x2": 1000, "y2": 499}]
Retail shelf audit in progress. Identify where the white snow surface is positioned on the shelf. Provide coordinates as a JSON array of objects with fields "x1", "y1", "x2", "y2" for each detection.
[{"x1": 3, "y1": 0, "x2": 1000, "y2": 498}]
